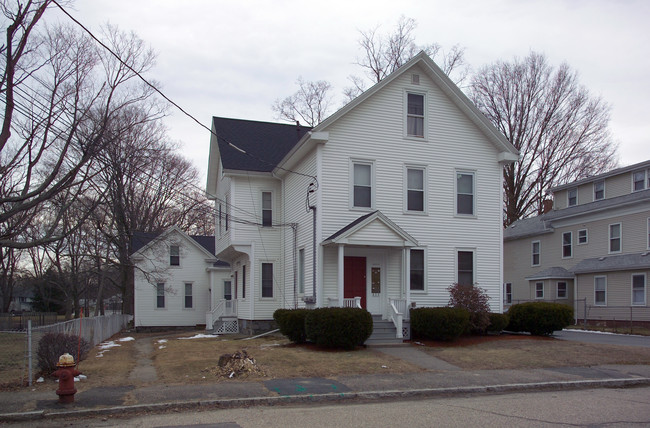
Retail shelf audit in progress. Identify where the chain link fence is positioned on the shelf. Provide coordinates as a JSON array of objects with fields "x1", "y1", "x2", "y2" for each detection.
[{"x1": 0, "y1": 314, "x2": 132, "y2": 387}]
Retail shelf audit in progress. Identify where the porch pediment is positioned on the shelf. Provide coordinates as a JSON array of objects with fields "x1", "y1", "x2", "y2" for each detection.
[{"x1": 323, "y1": 211, "x2": 418, "y2": 247}]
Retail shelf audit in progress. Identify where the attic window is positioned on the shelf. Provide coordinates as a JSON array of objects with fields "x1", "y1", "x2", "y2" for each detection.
[
  {"x1": 406, "y1": 93, "x2": 425, "y2": 138},
  {"x1": 170, "y1": 245, "x2": 180, "y2": 266},
  {"x1": 411, "y1": 74, "x2": 420, "y2": 85}
]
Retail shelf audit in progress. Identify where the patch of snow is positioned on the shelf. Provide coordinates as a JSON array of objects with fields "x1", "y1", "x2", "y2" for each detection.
[
  {"x1": 157, "y1": 339, "x2": 168, "y2": 344},
  {"x1": 158, "y1": 345, "x2": 166, "y2": 349},
  {"x1": 381, "y1": 365, "x2": 388, "y2": 368},
  {"x1": 563, "y1": 329, "x2": 644, "y2": 337},
  {"x1": 178, "y1": 334, "x2": 219, "y2": 340},
  {"x1": 118, "y1": 337, "x2": 135, "y2": 342},
  {"x1": 36, "y1": 377, "x2": 44, "y2": 383},
  {"x1": 73, "y1": 377, "x2": 80, "y2": 382},
  {"x1": 414, "y1": 341, "x2": 424, "y2": 346},
  {"x1": 78, "y1": 374, "x2": 87, "y2": 380},
  {"x1": 98, "y1": 341, "x2": 121, "y2": 350}
]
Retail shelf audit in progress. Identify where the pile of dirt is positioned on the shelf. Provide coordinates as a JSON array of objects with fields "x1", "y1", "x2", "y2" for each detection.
[{"x1": 205, "y1": 350, "x2": 267, "y2": 379}]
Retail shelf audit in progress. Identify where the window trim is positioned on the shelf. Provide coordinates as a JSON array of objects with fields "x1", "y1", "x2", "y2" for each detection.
[
  {"x1": 242, "y1": 264, "x2": 246, "y2": 299},
  {"x1": 404, "y1": 90, "x2": 427, "y2": 140},
  {"x1": 156, "y1": 282, "x2": 165, "y2": 309},
  {"x1": 647, "y1": 217, "x2": 650, "y2": 250},
  {"x1": 218, "y1": 203, "x2": 223, "y2": 237},
  {"x1": 594, "y1": 276, "x2": 607, "y2": 306},
  {"x1": 562, "y1": 231, "x2": 573, "y2": 259},
  {"x1": 350, "y1": 159, "x2": 375, "y2": 210},
  {"x1": 531, "y1": 240, "x2": 540, "y2": 266},
  {"x1": 556, "y1": 281, "x2": 568, "y2": 299},
  {"x1": 632, "y1": 169, "x2": 648, "y2": 192},
  {"x1": 409, "y1": 248, "x2": 426, "y2": 292},
  {"x1": 261, "y1": 191, "x2": 273, "y2": 227},
  {"x1": 404, "y1": 165, "x2": 427, "y2": 214},
  {"x1": 567, "y1": 188, "x2": 578, "y2": 207},
  {"x1": 631, "y1": 273, "x2": 646, "y2": 306},
  {"x1": 261, "y1": 262, "x2": 274, "y2": 299},
  {"x1": 535, "y1": 282, "x2": 544, "y2": 299},
  {"x1": 577, "y1": 229, "x2": 588, "y2": 245},
  {"x1": 223, "y1": 280, "x2": 232, "y2": 301},
  {"x1": 184, "y1": 282, "x2": 193, "y2": 309},
  {"x1": 504, "y1": 283, "x2": 512, "y2": 305},
  {"x1": 169, "y1": 245, "x2": 180, "y2": 267},
  {"x1": 609, "y1": 223, "x2": 622, "y2": 254},
  {"x1": 455, "y1": 248, "x2": 475, "y2": 286},
  {"x1": 455, "y1": 170, "x2": 476, "y2": 217},
  {"x1": 298, "y1": 248, "x2": 305, "y2": 295},
  {"x1": 593, "y1": 180, "x2": 605, "y2": 201}
]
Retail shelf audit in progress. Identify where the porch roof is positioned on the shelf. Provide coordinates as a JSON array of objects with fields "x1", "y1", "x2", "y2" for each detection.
[
  {"x1": 322, "y1": 211, "x2": 419, "y2": 247},
  {"x1": 525, "y1": 266, "x2": 574, "y2": 280}
]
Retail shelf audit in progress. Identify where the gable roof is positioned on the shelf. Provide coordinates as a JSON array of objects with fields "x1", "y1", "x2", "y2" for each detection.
[
  {"x1": 323, "y1": 211, "x2": 418, "y2": 247},
  {"x1": 277, "y1": 51, "x2": 518, "y2": 172},
  {"x1": 551, "y1": 159, "x2": 650, "y2": 193},
  {"x1": 212, "y1": 117, "x2": 312, "y2": 173}
]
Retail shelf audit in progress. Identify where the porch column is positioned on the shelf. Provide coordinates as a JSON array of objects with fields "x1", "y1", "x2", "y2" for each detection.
[
  {"x1": 404, "y1": 247, "x2": 411, "y2": 308},
  {"x1": 338, "y1": 244, "x2": 344, "y2": 306}
]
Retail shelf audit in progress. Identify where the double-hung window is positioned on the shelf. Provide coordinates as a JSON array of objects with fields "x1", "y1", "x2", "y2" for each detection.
[
  {"x1": 406, "y1": 93, "x2": 424, "y2": 138},
  {"x1": 531, "y1": 241, "x2": 540, "y2": 266},
  {"x1": 567, "y1": 188, "x2": 577, "y2": 206},
  {"x1": 557, "y1": 282, "x2": 567, "y2": 299},
  {"x1": 562, "y1": 232, "x2": 572, "y2": 258},
  {"x1": 535, "y1": 282, "x2": 544, "y2": 299},
  {"x1": 156, "y1": 283, "x2": 165, "y2": 308},
  {"x1": 352, "y1": 162, "x2": 373, "y2": 208},
  {"x1": 609, "y1": 223, "x2": 621, "y2": 253},
  {"x1": 632, "y1": 169, "x2": 648, "y2": 191},
  {"x1": 410, "y1": 249, "x2": 425, "y2": 291},
  {"x1": 504, "y1": 283, "x2": 512, "y2": 305},
  {"x1": 632, "y1": 274, "x2": 646, "y2": 306},
  {"x1": 262, "y1": 263, "x2": 273, "y2": 298},
  {"x1": 595, "y1": 276, "x2": 607, "y2": 306},
  {"x1": 406, "y1": 167, "x2": 425, "y2": 212},
  {"x1": 578, "y1": 229, "x2": 588, "y2": 245},
  {"x1": 170, "y1": 245, "x2": 180, "y2": 266},
  {"x1": 262, "y1": 192, "x2": 272, "y2": 227},
  {"x1": 594, "y1": 180, "x2": 605, "y2": 200},
  {"x1": 223, "y1": 280, "x2": 232, "y2": 301},
  {"x1": 457, "y1": 250, "x2": 474, "y2": 286},
  {"x1": 456, "y1": 172, "x2": 475, "y2": 216},
  {"x1": 184, "y1": 283, "x2": 193, "y2": 309},
  {"x1": 298, "y1": 249, "x2": 305, "y2": 294}
]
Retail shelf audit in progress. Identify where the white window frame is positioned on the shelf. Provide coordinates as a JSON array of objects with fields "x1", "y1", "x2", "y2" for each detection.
[
  {"x1": 242, "y1": 264, "x2": 246, "y2": 299},
  {"x1": 609, "y1": 223, "x2": 622, "y2": 254},
  {"x1": 404, "y1": 91, "x2": 427, "y2": 140},
  {"x1": 404, "y1": 165, "x2": 427, "y2": 214},
  {"x1": 455, "y1": 170, "x2": 476, "y2": 217},
  {"x1": 562, "y1": 231, "x2": 572, "y2": 259},
  {"x1": 298, "y1": 248, "x2": 305, "y2": 295},
  {"x1": 632, "y1": 169, "x2": 648, "y2": 192},
  {"x1": 225, "y1": 193, "x2": 230, "y2": 231},
  {"x1": 218, "y1": 203, "x2": 223, "y2": 237},
  {"x1": 169, "y1": 245, "x2": 180, "y2": 267},
  {"x1": 410, "y1": 248, "x2": 426, "y2": 292},
  {"x1": 556, "y1": 281, "x2": 568, "y2": 299},
  {"x1": 567, "y1": 188, "x2": 578, "y2": 206},
  {"x1": 531, "y1": 241, "x2": 540, "y2": 266},
  {"x1": 578, "y1": 229, "x2": 588, "y2": 245},
  {"x1": 223, "y1": 280, "x2": 232, "y2": 301},
  {"x1": 593, "y1": 180, "x2": 605, "y2": 200},
  {"x1": 350, "y1": 159, "x2": 375, "y2": 210},
  {"x1": 594, "y1": 276, "x2": 607, "y2": 306},
  {"x1": 631, "y1": 273, "x2": 646, "y2": 306},
  {"x1": 261, "y1": 262, "x2": 274, "y2": 299},
  {"x1": 535, "y1": 282, "x2": 544, "y2": 299},
  {"x1": 184, "y1": 282, "x2": 193, "y2": 309},
  {"x1": 261, "y1": 191, "x2": 273, "y2": 227},
  {"x1": 504, "y1": 283, "x2": 512, "y2": 305},
  {"x1": 455, "y1": 248, "x2": 475, "y2": 286},
  {"x1": 156, "y1": 282, "x2": 165, "y2": 309}
]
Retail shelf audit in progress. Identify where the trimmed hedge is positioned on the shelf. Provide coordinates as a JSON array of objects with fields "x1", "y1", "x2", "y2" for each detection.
[
  {"x1": 273, "y1": 308, "x2": 310, "y2": 343},
  {"x1": 410, "y1": 307, "x2": 470, "y2": 342},
  {"x1": 507, "y1": 302, "x2": 574, "y2": 336},
  {"x1": 487, "y1": 313, "x2": 509, "y2": 333},
  {"x1": 304, "y1": 308, "x2": 373, "y2": 350}
]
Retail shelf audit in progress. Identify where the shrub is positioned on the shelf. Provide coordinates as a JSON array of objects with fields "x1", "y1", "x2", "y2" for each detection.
[
  {"x1": 410, "y1": 307, "x2": 470, "y2": 341},
  {"x1": 447, "y1": 283, "x2": 491, "y2": 334},
  {"x1": 37, "y1": 333, "x2": 90, "y2": 375},
  {"x1": 304, "y1": 308, "x2": 373, "y2": 350},
  {"x1": 487, "y1": 313, "x2": 510, "y2": 333},
  {"x1": 507, "y1": 302, "x2": 574, "y2": 336},
  {"x1": 273, "y1": 308, "x2": 310, "y2": 343}
]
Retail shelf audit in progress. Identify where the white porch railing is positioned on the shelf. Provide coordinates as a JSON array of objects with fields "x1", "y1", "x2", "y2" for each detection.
[
  {"x1": 390, "y1": 298, "x2": 408, "y2": 320},
  {"x1": 205, "y1": 299, "x2": 238, "y2": 330},
  {"x1": 327, "y1": 297, "x2": 362, "y2": 308},
  {"x1": 388, "y1": 298, "x2": 406, "y2": 339}
]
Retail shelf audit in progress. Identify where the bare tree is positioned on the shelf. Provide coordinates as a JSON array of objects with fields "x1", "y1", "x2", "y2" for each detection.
[
  {"x1": 469, "y1": 52, "x2": 618, "y2": 226},
  {"x1": 345, "y1": 16, "x2": 468, "y2": 100},
  {"x1": 272, "y1": 77, "x2": 332, "y2": 126}
]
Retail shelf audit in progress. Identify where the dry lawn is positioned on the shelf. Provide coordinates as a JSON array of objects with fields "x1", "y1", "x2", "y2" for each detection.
[
  {"x1": 419, "y1": 335, "x2": 650, "y2": 370},
  {"x1": 77, "y1": 336, "x2": 138, "y2": 387}
]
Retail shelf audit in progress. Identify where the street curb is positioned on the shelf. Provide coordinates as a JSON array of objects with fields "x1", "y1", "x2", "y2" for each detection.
[{"x1": 2, "y1": 377, "x2": 649, "y2": 422}]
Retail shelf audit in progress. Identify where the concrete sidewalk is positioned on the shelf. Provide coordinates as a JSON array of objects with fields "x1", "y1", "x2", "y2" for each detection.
[{"x1": 1, "y1": 343, "x2": 650, "y2": 423}]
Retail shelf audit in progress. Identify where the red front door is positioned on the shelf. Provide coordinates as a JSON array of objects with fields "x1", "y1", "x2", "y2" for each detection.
[{"x1": 344, "y1": 256, "x2": 366, "y2": 308}]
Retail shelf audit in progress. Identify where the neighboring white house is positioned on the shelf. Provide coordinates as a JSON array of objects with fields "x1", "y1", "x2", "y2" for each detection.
[
  {"x1": 131, "y1": 226, "x2": 230, "y2": 329},
  {"x1": 504, "y1": 160, "x2": 650, "y2": 326},
  {"x1": 206, "y1": 51, "x2": 518, "y2": 335}
]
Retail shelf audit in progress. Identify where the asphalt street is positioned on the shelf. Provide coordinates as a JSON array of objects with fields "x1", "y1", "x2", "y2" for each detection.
[{"x1": 555, "y1": 329, "x2": 650, "y2": 348}]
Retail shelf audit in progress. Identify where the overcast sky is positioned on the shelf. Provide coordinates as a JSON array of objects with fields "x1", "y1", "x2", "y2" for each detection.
[{"x1": 52, "y1": 0, "x2": 650, "y2": 180}]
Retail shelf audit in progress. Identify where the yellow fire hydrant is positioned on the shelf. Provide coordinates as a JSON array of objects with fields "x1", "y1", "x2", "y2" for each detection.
[{"x1": 52, "y1": 353, "x2": 81, "y2": 404}]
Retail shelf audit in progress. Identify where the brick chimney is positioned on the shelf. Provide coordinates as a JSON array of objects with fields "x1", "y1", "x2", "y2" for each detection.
[{"x1": 542, "y1": 199, "x2": 554, "y2": 213}]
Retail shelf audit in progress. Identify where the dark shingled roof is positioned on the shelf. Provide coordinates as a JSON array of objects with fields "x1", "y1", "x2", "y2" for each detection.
[
  {"x1": 213, "y1": 117, "x2": 312, "y2": 172},
  {"x1": 571, "y1": 252, "x2": 650, "y2": 274},
  {"x1": 525, "y1": 267, "x2": 574, "y2": 280}
]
